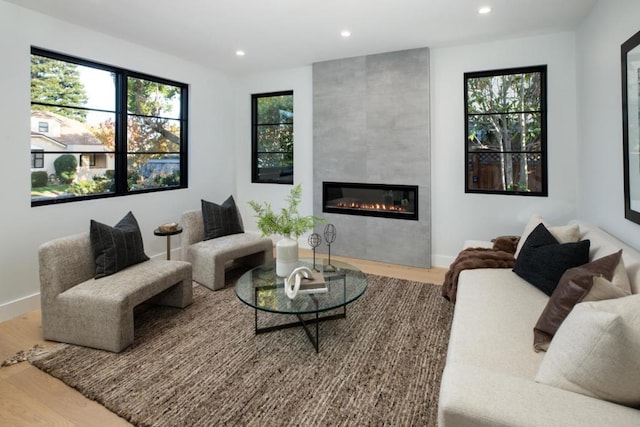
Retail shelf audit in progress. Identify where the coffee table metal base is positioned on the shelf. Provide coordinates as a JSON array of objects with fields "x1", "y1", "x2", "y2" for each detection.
[{"x1": 254, "y1": 305, "x2": 346, "y2": 353}]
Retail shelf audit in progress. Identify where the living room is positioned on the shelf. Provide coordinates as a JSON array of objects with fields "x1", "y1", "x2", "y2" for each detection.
[{"x1": 1, "y1": 0, "x2": 639, "y2": 424}]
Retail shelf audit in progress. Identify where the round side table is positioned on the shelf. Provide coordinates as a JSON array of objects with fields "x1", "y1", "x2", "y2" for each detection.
[{"x1": 153, "y1": 226, "x2": 183, "y2": 260}]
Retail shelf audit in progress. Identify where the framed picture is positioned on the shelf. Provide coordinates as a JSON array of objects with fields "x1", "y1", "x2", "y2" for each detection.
[{"x1": 622, "y1": 30, "x2": 640, "y2": 224}]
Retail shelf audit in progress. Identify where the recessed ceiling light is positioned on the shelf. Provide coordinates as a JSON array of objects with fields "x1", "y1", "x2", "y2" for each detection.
[
  {"x1": 341, "y1": 30, "x2": 351, "y2": 38},
  {"x1": 478, "y1": 6, "x2": 491, "y2": 14},
  {"x1": 235, "y1": 50, "x2": 245, "y2": 57}
]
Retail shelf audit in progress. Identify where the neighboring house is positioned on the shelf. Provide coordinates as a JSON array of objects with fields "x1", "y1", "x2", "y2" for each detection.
[{"x1": 30, "y1": 110, "x2": 113, "y2": 182}]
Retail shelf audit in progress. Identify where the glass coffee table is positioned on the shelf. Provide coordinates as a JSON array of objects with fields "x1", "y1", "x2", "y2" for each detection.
[{"x1": 235, "y1": 258, "x2": 368, "y2": 352}]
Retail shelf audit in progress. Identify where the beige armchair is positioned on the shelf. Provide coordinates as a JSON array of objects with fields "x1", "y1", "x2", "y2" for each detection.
[
  {"x1": 181, "y1": 209, "x2": 273, "y2": 290},
  {"x1": 38, "y1": 232, "x2": 192, "y2": 352}
]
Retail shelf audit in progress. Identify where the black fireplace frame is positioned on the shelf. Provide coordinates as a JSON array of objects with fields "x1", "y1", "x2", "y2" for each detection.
[{"x1": 322, "y1": 181, "x2": 419, "y2": 221}]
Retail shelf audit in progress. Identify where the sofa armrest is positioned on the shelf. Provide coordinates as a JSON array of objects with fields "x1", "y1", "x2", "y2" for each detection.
[{"x1": 438, "y1": 363, "x2": 640, "y2": 427}]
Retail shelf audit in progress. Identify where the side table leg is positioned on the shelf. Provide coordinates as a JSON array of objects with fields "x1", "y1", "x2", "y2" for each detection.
[{"x1": 166, "y1": 236, "x2": 171, "y2": 260}]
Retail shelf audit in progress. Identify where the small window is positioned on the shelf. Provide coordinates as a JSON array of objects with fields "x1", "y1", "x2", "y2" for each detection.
[
  {"x1": 465, "y1": 65, "x2": 547, "y2": 196},
  {"x1": 38, "y1": 121, "x2": 49, "y2": 133},
  {"x1": 31, "y1": 150, "x2": 44, "y2": 168},
  {"x1": 251, "y1": 91, "x2": 293, "y2": 184}
]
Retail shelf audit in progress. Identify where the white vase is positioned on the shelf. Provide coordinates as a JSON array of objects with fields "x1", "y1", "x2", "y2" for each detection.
[{"x1": 276, "y1": 235, "x2": 299, "y2": 277}]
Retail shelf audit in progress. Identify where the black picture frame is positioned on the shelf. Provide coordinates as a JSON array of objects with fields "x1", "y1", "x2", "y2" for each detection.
[{"x1": 622, "y1": 30, "x2": 640, "y2": 224}]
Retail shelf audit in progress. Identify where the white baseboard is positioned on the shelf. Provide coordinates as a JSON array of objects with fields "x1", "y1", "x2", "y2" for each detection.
[
  {"x1": 0, "y1": 293, "x2": 40, "y2": 323},
  {"x1": 431, "y1": 254, "x2": 454, "y2": 269}
]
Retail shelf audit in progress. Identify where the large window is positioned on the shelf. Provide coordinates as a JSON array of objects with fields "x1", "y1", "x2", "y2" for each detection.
[
  {"x1": 465, "y1": 65, "x2": 547, "y2": 196},
  {"x1": 30, "y1": 47, "x2": 188, "y2": 206},
  {"x1": 251, "y1": 91, "x2": 293, "y2": 184}
]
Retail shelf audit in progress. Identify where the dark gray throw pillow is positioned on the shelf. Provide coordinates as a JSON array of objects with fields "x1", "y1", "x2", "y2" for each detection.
[
  {"x1": 201, "y1": 195, "x2": 244, "y2": 240},
  {"x1": 512, "y1": 223, "x2": 590, "y2": 296},
  {"x1": 90, "y1": 211, "x2": 149, "y2": 279}
]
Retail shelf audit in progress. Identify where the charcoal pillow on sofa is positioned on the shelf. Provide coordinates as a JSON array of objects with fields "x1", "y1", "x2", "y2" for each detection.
[
  {"x1": 90, "y1": 211, "x2": 149, "y2": 279},
  {"x1": 533, "y1": 250, "x2": 630, "y2": 351},
  {"x1": 513, "y1": 223, "x2": 590, "y2": 296},
  {"x1": 201, "y1": 195, "x2": 244, "y2": 240}
]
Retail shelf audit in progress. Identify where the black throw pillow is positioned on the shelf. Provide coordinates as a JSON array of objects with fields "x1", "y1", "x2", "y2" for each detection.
[
  {"x1": 90, "y1": 211, "x2": 149, "y2": 279},
  {"x1": 201, "y1": 195, "x2": 244, "y2": 240},
  {"x1": 512, "y1": 223, "x2": 590, "y2": 296}
]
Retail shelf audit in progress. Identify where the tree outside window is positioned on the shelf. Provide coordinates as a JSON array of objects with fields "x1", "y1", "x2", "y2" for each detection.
[
  {"x1": 30, "y1": 47, "x2": 188, "y2": 206},
  {"x1": 251, "y1": 91, "x2": 293, "y2": 184},
  {"x1": 465, "y1": 65, "x2": 547, "y2": 196}
]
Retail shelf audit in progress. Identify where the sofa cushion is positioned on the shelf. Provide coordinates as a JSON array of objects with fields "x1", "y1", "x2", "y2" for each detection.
[
  {"x1": 201, "y1": 195, "x2": 243, "y2": 240},
  {"x1": 90, "y1": 211, "x2": 149, "y2": 279},
  {"x1": 535, "y1": 294, "x2": 640, "y2": 407},
  {"x1": 513, "y1": 223, "x2": 590, "y2": 296},
  {"x1": 450, "y1": 269, "x2": 547, "y2": 379},
  {"x1": 533, "y1": 250, "x2": 624, "y2": 351},
  {"x1": 515, "y1": 214, "x2": 580, "y2": 258}
]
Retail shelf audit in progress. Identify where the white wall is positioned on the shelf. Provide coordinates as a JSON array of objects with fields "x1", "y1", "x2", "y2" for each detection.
[
  {"x1": 576, "y1": 0, "x2": 640, "y2": 247},
  {"x1": 233, "y1": 67, "x2": 314, "y2": 246},
  {"x1": 430, "y1": 32, "x2": 579, "y2": 266},
  {"x1": 0, "y1": 1, "x2": 235, "y2": 321}
]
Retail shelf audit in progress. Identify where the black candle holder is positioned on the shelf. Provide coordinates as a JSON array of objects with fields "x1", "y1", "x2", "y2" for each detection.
[
  {"x1": 323, "y1": 224, "x2": 337, "y2": 272},
  {"x1": 308, "y1": 232, "x2": 321, "y2": 271}
]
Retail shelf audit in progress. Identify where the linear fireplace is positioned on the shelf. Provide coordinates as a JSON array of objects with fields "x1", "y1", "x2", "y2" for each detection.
[{"x1": 323, "y1": 181, "x2": 418, "y2": 220}]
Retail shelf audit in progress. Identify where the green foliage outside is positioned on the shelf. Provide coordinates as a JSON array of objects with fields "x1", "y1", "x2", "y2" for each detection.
[
  {"x1": 31, "y1": 55, "x2": 88, "y2": 122},
  {"x1": 69, "y1": 174, "x2": 114, "y2": 195},
  {"x1": 31, "y1": 171, "x2": 48, "y2": 188},
  {"x1": 53, "y1": 154, "x2": 78, "y2": 184},
  {"x1": 248, "y1": 184, "x2": 324, "y2": 238},
  {"x1": 256, "y1": 94, "x2": 293, "y2": 169}
]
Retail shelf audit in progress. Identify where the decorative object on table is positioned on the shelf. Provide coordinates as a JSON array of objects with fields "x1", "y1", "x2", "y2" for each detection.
[
  {"x1": 248, "y1": 184, "x2": 325, "y2": 277},
  {"x1": 323, "y1": 223, "x2": 337, "y2": 272},
  {"x1": 308, "y1": 232, "x2": 322, "y2": 271},
  {"x1": 153, "y1": 224, "x2": 183, "y2": 260},
  {"x1": 283, "y1": 266, "x2": 328, "y2": 299},
  {"x1": 158, "y1": 222, "x2": 179, "y2": 233}
]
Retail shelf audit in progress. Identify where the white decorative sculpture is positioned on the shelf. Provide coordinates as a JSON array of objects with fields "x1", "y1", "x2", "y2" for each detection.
[{"x1": 284, "y1": 266, "x2": 313, "y2": 299}]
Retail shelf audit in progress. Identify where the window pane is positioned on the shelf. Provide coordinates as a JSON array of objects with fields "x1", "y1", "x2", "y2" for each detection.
[
  {"x1": 257, "y1": 124, "x2": 293, "y2": 152},
  {"x1": 30, "y1": 152, "x2": 114, "y2": 202},
  {"x1": 467, "y1": 72, "x2": 541, "y2": 114},
  {"x1": 127, "y1": 116, "x2": 180, "y2": 153},
  {"x1": 128, "y1": 154, "x2": 181, "y2": 191},
  {"x1": 467, "y1": 152, "x2": 543, "y2": 193},
  {"x1": 127, "y1": 77, "x2": 181, "y2": 119},
  {"x1": 31, "y1": 55, "x2": 115, "y2": 111},
  {"x1": 256, "y1": 153, "x2": 293, "y2": 183},
  {"x1": 467, "y1": 113, "x2": 541, "y2": 152},
  {"x1": 257, "y1": 94, "x2": 293, "y2": 124}
]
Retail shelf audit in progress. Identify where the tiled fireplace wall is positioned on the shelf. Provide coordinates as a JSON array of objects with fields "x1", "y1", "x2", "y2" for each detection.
[{"x1": 312, "y1": 47, "x2": 431, "y2": 268}]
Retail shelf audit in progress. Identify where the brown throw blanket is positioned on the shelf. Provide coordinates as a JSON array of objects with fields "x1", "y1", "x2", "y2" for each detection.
[{"x1": 442, "y1": 237, "x2": 517, "y2": 304}]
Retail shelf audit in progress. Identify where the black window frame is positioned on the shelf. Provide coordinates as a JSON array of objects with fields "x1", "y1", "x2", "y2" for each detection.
[
  {"x1": 251, "y1": 90, "x2": 294, "y2": 184},
  {"x1": 30, "y1": 47, "x2": 189, "y2": 207},
  {"x1": 464, "y1": 65, "x2": 548, "y2": 196}
]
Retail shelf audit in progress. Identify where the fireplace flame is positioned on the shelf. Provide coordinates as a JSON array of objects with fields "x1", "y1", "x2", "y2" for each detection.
[{"x1": 334, "y1": 202, "x2": 407, "y2": 212}]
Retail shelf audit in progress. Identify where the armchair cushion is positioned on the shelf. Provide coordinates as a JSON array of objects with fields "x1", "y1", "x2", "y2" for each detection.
[{"x1": 90, "y1": 211, "x2": 149, "y2": 279}]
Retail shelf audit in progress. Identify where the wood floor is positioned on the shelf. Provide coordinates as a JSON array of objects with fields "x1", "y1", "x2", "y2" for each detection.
[{"x1": 0, "y1": 252, "x2": 446, "y2": 426}]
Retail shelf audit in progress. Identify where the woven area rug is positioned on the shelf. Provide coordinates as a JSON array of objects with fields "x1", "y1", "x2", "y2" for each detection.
[{"x1": 29, "y1": 273, "x2": 453, "y2": 426}]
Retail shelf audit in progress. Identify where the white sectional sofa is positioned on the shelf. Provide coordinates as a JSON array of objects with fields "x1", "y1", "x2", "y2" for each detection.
[{"x1": 438, "y1": 221, "x2": 640, "y2": 426}]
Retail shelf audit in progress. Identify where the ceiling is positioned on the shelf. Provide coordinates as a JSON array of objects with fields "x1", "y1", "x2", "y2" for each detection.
[{"x1": 7, "y1": 0, "x2": 597, "y2": 74}]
